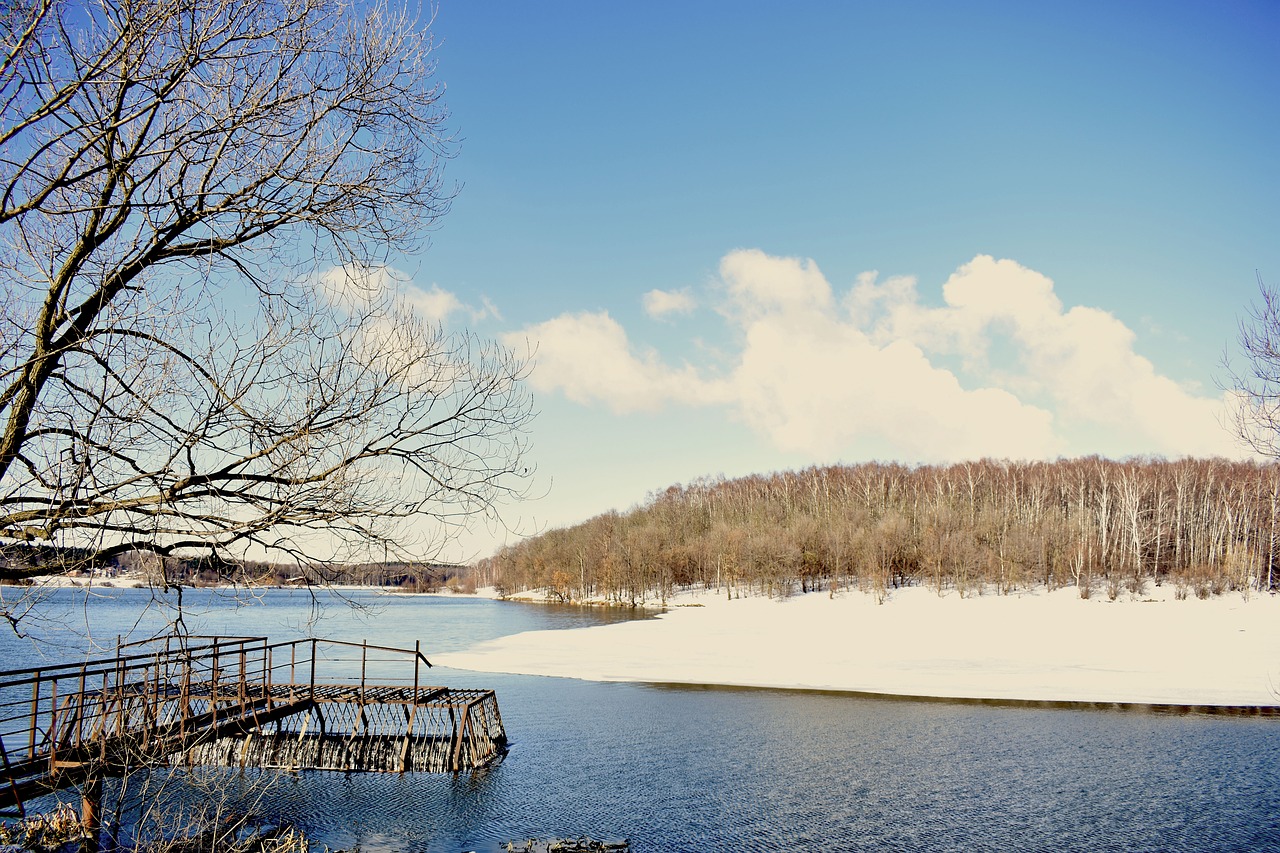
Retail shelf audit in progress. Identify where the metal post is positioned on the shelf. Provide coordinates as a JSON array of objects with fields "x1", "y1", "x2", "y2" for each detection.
[
  {"x1": 74, "y1": 668, "x2": 87, "y2": 751},
  {"x1": 27, "y1": 671, "x2": 40, "y2": 759},
  {"x1": 238, "y1": 646, "x2": 247, "y2": 712},
  {"x1": 81, "y1": 775, "x2": 102, "y2": 853},
  {"x1": 266, "y1": 645, "x2": 275, "y2": 709},
  {"x1": 95, "y1": 673, "x2": 109, "y2": 759},
  {"x1": 450, "y1": 703, "x2": 470, "y2": 773},
  {"x1": 47, "y1": 680, "x2": 57, "y2": 769},
  {"x1": 114, "y1": 651, "x2": 124, "y2": 735},
  {"x1": 211, "y1": 638, "x2": 219, "y2": 728},
  {"x1": 150, "y1": 649, "x2": 162, "y2": 747},
  {"x1": 179, "y1": 658, "x2": 190, "y2": 744},
  {"x1": 413, "y1": 640, "x2": 420, "y2": 705}
]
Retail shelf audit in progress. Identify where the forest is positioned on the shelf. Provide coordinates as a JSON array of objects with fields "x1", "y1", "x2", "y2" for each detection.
[
  {"x1": 472, "y1": 457, "x2": 1280, "y2": 604},
  {"x1": 0, "y1": 545, "x2": 468, "y2": 591}
]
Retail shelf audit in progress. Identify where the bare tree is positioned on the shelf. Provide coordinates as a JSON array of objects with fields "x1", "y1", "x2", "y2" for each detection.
[
  {"x1": 0, "y1": 0, "x2": 534, "y2": 588},
  {"x1": 1230, "y1": 276, "x2": 1280, "y2": 460}
]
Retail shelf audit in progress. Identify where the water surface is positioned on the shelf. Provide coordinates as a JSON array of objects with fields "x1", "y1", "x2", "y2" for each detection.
[{"x1": 2, "y1": 586, "x2": 1278, "y2": 852}]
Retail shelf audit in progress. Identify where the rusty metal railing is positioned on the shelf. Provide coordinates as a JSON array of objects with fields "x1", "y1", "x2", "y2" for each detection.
[{"x1": 0, "y1": 636, "x2": 500, "y2": 819}]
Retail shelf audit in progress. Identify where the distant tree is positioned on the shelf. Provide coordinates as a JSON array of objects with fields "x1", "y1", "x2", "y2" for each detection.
[
  {"x1": 0, "y1": 0, "x2": 533, "y2": 595},
  {"x1": 1230, "y1": 277, "x2": 1280, "y2": 459}
]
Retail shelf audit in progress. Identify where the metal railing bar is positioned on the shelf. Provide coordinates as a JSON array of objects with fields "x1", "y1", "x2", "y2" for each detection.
[{"x1": 0, "y1": 638, "x2": 269, "y2": 681}]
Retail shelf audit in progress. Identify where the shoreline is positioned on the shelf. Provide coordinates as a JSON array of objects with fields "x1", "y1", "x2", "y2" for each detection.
[
  {"x1": 440, "y1": 584, "x2": 1280, "y2": 709},
  {"x1": 10, "y1": 576, "x2": 1280, "y2": 709},
  {"x1": 639, "y1": 679, "x2": 1280, "y2": 717}
]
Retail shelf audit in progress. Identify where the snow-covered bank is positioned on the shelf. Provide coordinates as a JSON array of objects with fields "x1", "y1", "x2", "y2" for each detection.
[{"x1": 440, "y1": 586, "x2": 1280, "y2": 707}]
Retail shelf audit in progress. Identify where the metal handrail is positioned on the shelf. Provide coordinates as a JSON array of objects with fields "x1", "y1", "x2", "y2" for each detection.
[
  {"x1": 0, "y1": 636, "x2": 269, "y2": 683},
  {"x1": 0, "y1": 636, "x2": 433, "y2": 768},
  {"x1": 0, "y1": 635, "x2": 504, "y2": 822}
]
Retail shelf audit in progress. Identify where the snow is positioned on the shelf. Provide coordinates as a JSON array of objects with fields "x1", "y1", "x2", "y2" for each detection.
[{"x1": 439, "y1": 585, "x2": 1280, "y2": 707}]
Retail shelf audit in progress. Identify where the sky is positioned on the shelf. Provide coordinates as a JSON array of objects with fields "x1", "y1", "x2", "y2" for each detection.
[{"x1": 382, "y1": 1, "x2": 1280, "y2": 559}]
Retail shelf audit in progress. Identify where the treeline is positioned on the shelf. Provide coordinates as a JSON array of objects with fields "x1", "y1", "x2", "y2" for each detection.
[
  {"x1": 0, "y1": 545, "x2": 469, "y2": 591},
  {"x1": 474, "y1": 457, "x2": 1280, "y2": 603}
]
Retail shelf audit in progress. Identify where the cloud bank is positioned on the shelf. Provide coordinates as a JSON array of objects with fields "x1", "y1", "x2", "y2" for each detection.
[{"x1": 511, "y1": 251, "x2": 1243, "y2": 463}]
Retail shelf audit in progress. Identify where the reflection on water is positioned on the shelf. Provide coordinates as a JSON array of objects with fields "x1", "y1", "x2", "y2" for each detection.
[{"x1": 3, "y1": 587, "x2": 1279, "y2": 852}]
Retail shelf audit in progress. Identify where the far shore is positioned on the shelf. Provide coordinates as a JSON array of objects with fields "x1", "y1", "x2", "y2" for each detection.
[
  {"x1": 1, "y1": 574, "x2": 474, "y2": 595},
  {"x1": 441, "y1": 584, "x2": 1280, "y2": 709}
]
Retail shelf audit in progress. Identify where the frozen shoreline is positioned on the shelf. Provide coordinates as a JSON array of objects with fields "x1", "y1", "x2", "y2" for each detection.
[{"x1": 440, "y1": 585, "x2": 1280, "y2": 708}]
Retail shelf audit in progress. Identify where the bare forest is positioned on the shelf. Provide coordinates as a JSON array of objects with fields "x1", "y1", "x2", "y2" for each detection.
[{"x1": 475, "y1": 457, "x2": 1280, "y2": 604}]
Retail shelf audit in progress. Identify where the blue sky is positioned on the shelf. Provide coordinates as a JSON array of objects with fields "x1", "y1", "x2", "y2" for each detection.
[{"x1": 386, "y1": 1, "x2": 1280, "y2": 558}]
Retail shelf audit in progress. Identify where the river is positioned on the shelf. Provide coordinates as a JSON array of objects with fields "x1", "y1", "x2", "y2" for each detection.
[{"x1": 1, "y1": 585, "x2": 1278, "y2": 852}]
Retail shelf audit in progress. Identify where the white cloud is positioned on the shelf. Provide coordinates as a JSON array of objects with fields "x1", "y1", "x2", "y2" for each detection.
[
  {"x1": 854, "y1": 255, "x2": 1241, "y2": 458},
  {"x1": 719, "y1": 249, "x2": 834, "y2": 322},
  {"x1": 406, "y1": 284, "x2": 463, "y2": 324},
  {"x1": 726, "y1": 310, "x2": 1058, "y2": 460},
  {"x1": 318, "y1": 264, "x2": 493, "y2": 325},
  {"x1": 643, "y1": 288, "x2": 696, "y2": 319},
  {"x1": 507, "y1": 251, "x2": 1245, "y2": 463},
  {"x1": 506, "y1": 312, "x2": 719, "y2": 415},
  {"x1": 717, "y1": 251, "x2": 1058, "y2": 461},
  {"x1": 478, "y1": 295, "x2": 503, "y2": 323}
]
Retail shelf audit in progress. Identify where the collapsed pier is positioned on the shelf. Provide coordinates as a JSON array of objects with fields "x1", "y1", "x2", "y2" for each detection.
[{"x1": 0, "y1": 635, "x2": 507, "y2": 827}]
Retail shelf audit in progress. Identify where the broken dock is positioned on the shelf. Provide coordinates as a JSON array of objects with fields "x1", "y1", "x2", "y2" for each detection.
[{"x1": 0, "y1": 635, "x2": 507, "y2": 830}]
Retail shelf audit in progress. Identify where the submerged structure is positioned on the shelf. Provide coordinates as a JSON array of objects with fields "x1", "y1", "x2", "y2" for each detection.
[{"x1": 0, "y1": 636, "x2": 506, "y2": 838}]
